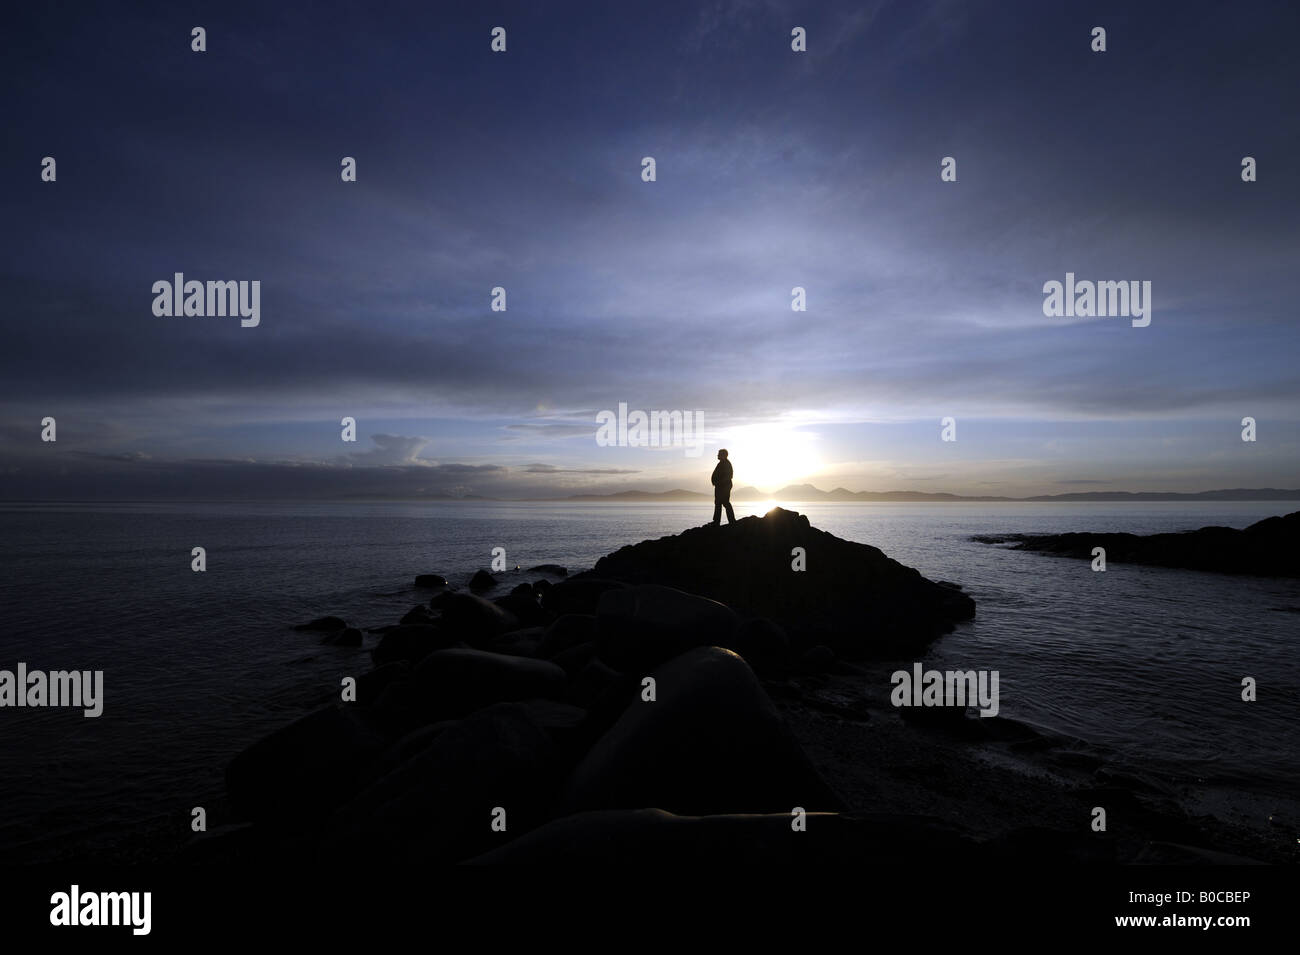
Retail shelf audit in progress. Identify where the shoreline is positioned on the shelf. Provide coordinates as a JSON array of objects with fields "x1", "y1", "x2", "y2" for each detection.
[
  {"x1": 196, "y1": 508, "x2": 1294, "y2": 865},
  {"x1": 6, "y1": 507, "x2": 1295, "y2": 864}
]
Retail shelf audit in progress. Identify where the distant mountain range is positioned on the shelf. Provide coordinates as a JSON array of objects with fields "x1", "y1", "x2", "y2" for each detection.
[{"x1": 556, "y1": 485, "x2": 1300, "y2": 503}]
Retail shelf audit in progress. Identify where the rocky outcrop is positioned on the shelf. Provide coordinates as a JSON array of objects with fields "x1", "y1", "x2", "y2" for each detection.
[
  {"x1": 973, "y1": 510, "x2": 1300, "y2": 577},
  {"x1": 576, "y1": 507, "x2": 974, "y2": 656}
]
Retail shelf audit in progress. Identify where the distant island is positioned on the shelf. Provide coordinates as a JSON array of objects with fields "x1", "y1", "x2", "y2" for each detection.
[
  {"x1": 974, "y1": 511, "x2": 1300, "y2": 577},
  {"x1": 550, "y1": 485, "x2": 1300, "y2": 503}
]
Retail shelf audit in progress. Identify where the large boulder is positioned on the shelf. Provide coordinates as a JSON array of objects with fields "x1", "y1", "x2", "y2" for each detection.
[
  {"x1": 494, "y1": 592, "x2": 546, "y2": 628},
  {"x1": 320, "y1": 702, "x2": 560, "y2": 864},
  {"x1": 469, "y1": 569, "x2": 497, "y2": 592},
  {"x1": 437, "y1": 592, "x2": 520, "y2": 643},
  {"x1": 226, "y1": 705, "x2": 390, "y2": 827},
  {"x1": 562, "y1": 646, "x2": 843, "y2": 815},
  {"x1": 541, "y1": 577, "x2": 627, "y2": 617},
  {"x1": 729, "y1": 617, "x2": 790, "y2": 674},
  {"x1": 375, "y1": 648, "x2": 568, "y2": 726},
  {"x1": 370, "y1": 624, "x2": 456, "y2": 667},
  {"x1": 549, "y1": 641, "x2": 598, "y2": 678},
  {"x1": 527, "y1": 564, "x2": 569, "y2": 576},
  {"x1": 352, "y1": 662, "x2": 410, "y2": 704},
  {"x1": 483, "y1": 626, "x2": 546, "y2": 657},
  {"x1": 538, "y1": 614, "x2": 596, "y2": 659},
  {"x1": 399, "y1": 605, "x2": 438, "y2": 627},
  {"x1": 578, "y1": 507, "x2": 975, "y2": 656},
  {"x1": 595, "y1": 584, "x2": 740, "y2": 671}
]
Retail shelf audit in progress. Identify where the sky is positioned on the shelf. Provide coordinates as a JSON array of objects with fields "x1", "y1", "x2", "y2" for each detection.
[{"x1": 2, "y1": 0, "x2": 1298, "y2": 499}]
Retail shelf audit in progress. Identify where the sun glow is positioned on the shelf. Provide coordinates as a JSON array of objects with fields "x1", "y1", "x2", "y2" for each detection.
[{"x1": 717, "y1": 423, "x2": 822, "y2": 493}]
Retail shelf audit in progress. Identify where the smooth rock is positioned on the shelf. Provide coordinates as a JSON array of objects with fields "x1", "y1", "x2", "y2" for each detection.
[
  {"x1": 485, "y1": 626, "x2": 546, "y2": 657},
  {"x1": 562, "y1": 646, "x2": 844, "y2": 815},
  {"x1": 527, "y1": 564, "x2": 569, "y2": 576},
  {"x1": 538, "y1": 614, "x2": 596, "y2": 659},
  {"x1": 353, "y1": 661, "x2": 410, "y2": 704},
  {"x1": 370, "y1": 624, "x2": 456, "y2": 667},
  {"x1": 541, "y1": 577, "x2": 627, "y2": 617},
  {"x1": 377, "y1": 648, "x2": 568, "y2": 725},
  {"x1": 595, "y1": 584, "x2": 740, "y2": 671},
  {"x1": 227, "y1": 705, "x2": 389, "y2": 827},
  {"x1": 321, "y1": 702, "x2": 559, "y2": 864},
  {"x1": 494, "y1": 592, "x2": 546, "y2": 628},
  {"x1": 400, "y1": 605, "x2": 438, "y2": 626},
  {"x1": 549, "y1": 641, "x2": 598, "y2": 678},
  {"x1": 437, "y1": 592, "x2": 521, "y2": 643}
]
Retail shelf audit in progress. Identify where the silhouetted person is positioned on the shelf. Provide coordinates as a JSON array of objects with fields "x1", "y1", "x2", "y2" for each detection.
[{"x1": 711, "y1": 449, "x2": 736, "y2": 525}]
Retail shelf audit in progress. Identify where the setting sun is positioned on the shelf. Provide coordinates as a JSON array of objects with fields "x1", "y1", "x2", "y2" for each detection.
[{"x1": 717, "y1": 423, "x2": 822, "y2": 492}]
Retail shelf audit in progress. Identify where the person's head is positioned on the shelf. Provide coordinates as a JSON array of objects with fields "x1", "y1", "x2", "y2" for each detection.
[{"x1": 717, "y1": 449, "x2": 728, "y2": 460}]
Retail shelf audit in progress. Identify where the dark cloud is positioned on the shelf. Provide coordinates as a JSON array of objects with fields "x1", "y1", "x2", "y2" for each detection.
[
  {"x1": 522, "y1": 464, "x2": 640, "y2": 474},
  {"x1": 1, "y1": 1, "x2": 1297, "y2": 497}
]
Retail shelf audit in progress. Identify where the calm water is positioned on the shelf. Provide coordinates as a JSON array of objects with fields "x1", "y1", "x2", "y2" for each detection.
[{"x1": 0, "y1": 499, "x2": 1296, "y2": 859}]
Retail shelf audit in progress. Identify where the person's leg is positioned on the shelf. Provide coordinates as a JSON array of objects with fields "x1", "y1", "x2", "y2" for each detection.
[
  {"x1": 712, "y1": 499, "x2": 721, "y2": 524},
  {"x1": 724, "y1": 500, "x2": 736, "y2": 524}
]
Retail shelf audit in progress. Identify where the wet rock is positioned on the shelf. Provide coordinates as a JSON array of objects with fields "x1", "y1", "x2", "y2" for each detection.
[
  {"x1": 527, "y1": 564, "x2": 569, "y2": 576},
  {"x1": 469, "y1": 569, "x2": 497, "y2": 592},
  {"x1": 414, "y1": 574, "x2": 449, "y2": 590},
  {"x1": 293, "y1": 615, "x2": 348, "y2": 632}
]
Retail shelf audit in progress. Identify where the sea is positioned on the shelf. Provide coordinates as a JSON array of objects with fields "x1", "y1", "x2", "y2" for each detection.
[{"x1": 0, "y1": 499, "x2": 1296, "y2": 861}]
